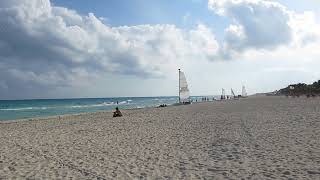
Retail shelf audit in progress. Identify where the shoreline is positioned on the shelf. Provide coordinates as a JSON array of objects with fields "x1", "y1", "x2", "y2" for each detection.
[
  {"x1": 0, "y1": 95, "x2": 230, "y2": 122},
  {"x1": 4, "y1": 94, "x2": 312, "y2": 125},
  {"x1": 0, "y1": 97, "x2": 225, "y2": 123},
  {"x1": 0, "y1": 105, "x2": 153, "y2": 124}
]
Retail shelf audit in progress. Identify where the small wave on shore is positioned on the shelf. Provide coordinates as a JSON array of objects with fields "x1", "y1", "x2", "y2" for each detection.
[
  {"x1": 67, "y1": 100, "x2": 133, "y2": 109},
  {"x1": 70, "y1": 102, "x2": 115, "y2": 109},
  {"x1": 0, "y1": 100, "x2": 134, "y2": 111},
  {"x1": 0, "y1": 107, "x2": 48, "y2": 111}
]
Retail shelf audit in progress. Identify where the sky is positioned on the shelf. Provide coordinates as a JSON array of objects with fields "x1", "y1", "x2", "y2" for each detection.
[{"x1": 0, "y1": 0, "x2": 320, "y2": 100}]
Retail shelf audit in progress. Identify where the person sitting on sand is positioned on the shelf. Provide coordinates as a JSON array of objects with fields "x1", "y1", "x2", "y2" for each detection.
[{"x1": 113, "y1": 107, "x2": 122, "y2": 117}]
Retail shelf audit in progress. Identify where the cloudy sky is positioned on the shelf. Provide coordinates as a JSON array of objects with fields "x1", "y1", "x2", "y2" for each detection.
[{"x1": 0, "y1": 0, "x2": 320, "y2": 100}]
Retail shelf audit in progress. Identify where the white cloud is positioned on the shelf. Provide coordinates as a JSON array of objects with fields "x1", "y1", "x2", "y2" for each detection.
[
  {"x1": 0, "y1": 0, "x2": 320, "y2": 99},
  {"x1": 289, "y1": 11, "x2": 320, "y2": 47},
  {"x1": 0, "y1": 0, "x2": 219, "y2": 99},
  {"x1": 207, "y1": 0, "x2": 320, "y2": 61},
  {"x1": 209, "y1": 0, "x2": 292, "y2": 52}
]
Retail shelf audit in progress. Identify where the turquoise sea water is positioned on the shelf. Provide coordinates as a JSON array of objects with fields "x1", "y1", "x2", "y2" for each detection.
[{"x1": 0, "y1": 96, "x2": 218, "y2": 121}]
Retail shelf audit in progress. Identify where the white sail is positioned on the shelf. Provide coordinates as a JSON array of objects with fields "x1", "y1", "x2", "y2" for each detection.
[
  {"x1": 242, "y1": 86, "x2": 247, "y2": 97},
  {"x1": 221, "y1": 88, "x2": 226, "y2": 100},
  {"x1": 231, "y1": 88, "x2": 236, "y2": 97},
  {"x1": 179, "y1": 71, "x2": 190, "y2": 102}
]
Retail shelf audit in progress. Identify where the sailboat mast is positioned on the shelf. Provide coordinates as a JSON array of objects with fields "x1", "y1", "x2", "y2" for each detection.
[{"x1": 178, "y1": 69, "x2": 181, "y2": 103}]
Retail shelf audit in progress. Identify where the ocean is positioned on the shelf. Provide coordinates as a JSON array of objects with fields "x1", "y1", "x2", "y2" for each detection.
[{"x1": 0, "y1": 96, "x2": 218, "y2": 121}]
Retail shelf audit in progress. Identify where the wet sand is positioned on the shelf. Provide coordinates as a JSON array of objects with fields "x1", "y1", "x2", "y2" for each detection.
[{"x1": 0, "y1": 96, "x2": 319, "y2": 179}]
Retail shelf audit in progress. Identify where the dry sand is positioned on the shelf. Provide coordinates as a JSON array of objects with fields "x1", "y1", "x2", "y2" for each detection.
[{"x1": 0, "y1": 96, "x2": 319, "y2": 179}]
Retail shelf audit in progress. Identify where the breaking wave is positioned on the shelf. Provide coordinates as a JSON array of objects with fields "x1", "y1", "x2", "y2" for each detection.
[
  {"x1": 0, "y1": 107, "x2": 48, "y2": 111},
  {"x1": 0, "y1": 100, "x2": 134, "y2": 111}
]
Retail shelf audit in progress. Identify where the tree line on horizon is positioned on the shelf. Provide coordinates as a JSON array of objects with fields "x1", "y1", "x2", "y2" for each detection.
[{"x1": 277, "y1": 80, "x2": 320, "y2": 96}]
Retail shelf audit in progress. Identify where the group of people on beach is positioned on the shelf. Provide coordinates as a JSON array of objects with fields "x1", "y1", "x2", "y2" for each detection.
[
  {"x1": 201, "y1": 97, "x2": 210, "y2": 101},
  {"x1": 194, "y1": 97, "x2": 216, "y2": 102},
  {"x1": 159, "y1": 104, "x2": 167, "y2": 107}
]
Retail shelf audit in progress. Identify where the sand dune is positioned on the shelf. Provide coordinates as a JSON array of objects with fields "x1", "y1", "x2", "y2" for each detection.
[{"x1": 0, "y1": 96, "x2": 319, "y2": 179}]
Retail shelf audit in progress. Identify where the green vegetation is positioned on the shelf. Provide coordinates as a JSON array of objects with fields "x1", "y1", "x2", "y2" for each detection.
[{"x1": 278, "y1": 80, "x2": 320, "y2": 96}]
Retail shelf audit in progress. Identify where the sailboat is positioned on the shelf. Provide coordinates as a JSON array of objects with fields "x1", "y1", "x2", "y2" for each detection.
[
  {"x1": 179, "y1": 69, "x2": 190, "y2": 104},
  {"x1": 242, "y1": 86, "x2": 247, "y2": 97},
  {"x1": 231, "y1": 88, "x2": 236, "y2": 99},
  {"x1": 221, "y1": 88, "x2": 226, "y2": 100}
]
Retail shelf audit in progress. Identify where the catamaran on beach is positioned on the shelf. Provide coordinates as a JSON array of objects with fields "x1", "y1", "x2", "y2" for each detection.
[
  {"x1": 242, "y1": 86, "x2": 247, "y2": 97},
  {"x1": 231, "y1": 88, "x2": 236, "y2": 99},
  {"x1": 178, "y1": 69, "x2": 191, "y2": 104}
]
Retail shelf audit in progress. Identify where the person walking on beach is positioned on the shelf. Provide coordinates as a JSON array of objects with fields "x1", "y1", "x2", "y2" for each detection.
[{"x1": 113, "y1": 107, "x2": 122, "y2": 117}]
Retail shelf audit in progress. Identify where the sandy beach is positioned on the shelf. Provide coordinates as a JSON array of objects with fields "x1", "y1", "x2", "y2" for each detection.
[{"x1": 0, "y1": 96, "x2": 319, "y2": 179}]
